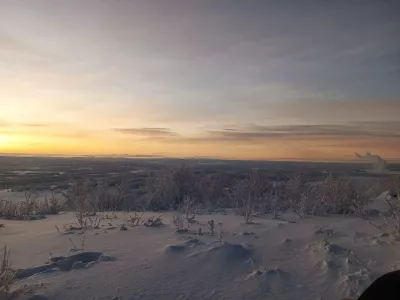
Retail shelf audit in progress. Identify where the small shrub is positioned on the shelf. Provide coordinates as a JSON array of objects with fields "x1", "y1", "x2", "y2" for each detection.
[
  {"x1": 112, "y1": 287, "x2": 123, "y2": 300},
  {"x1": 142, "y1": 165, "x2": 195, "y2": 211},
  {"x1": 358, "y1": 192, "x2": 400, "y2": 237},
  {"x1": 143, "y1": 215, "x2": 163, "y2": 227},
  {"x1": 63, "y1": 215, "x2": 100, "y2": 232},
  {"x1": 76, "y1": 215, "x2": 101, "y2": 230},
  {"x1": 286, "y1": 175, "x2": 309, "y2": 217},
  {"x1": 63, "y1": 180, "x2": 98, "y2": 214},
  {"x1": 0, "y1": 198, "x2": 45, "y2": 221},
  {"x1": 227, "y1": 181, "x2": 249, "y2": 218},
  {"x1": 20, "y1": 190, "x2": 39, "y2": 217},
  {"x1": 242, "y1": 202, "x2": 254, "y2": 223},
  {"x1": 106, "y1": 212, "x2": 118, "y2": 220},
  {"x1": 0, "y1": 190, "x2": 66, "y2": 220},
  {"x1": 39, "y1": 191, "x2": 64, "y2": 215},
  {"x1": 380, "y1": 199, "x2": 400, "y2": 235},
  {"x1": 127, "y1": 212, "x2": 144, "y2": 227},
  {"x1": 318, "y1": 226, "x2": 334, "y2": 247},
  {"x1": 196, "y1": 174, "x2": 229, "y2": 210},
  {"x1": 306, "y1": 175, "x2": 371, "y2": 216},
  {"x1": 229, "y1": 171, "x2": 265, "y2": 223},
  {"x1": 180, "y1": 196, "x2": 199, "y2": 223},
  {"x1": 69, "y1": 236, "x2": 86, "y2": 252},
  {"x1": 62, "y1": 181, "x2": 103, "y2": 229},
  {"x1": 0, "y1": 246, "x2": 15, "y2": 295},
  {"x1": 55, "y1": 225, "x2": 65, "y2": 235},
  {"x1": 262, "y1": 190, "x2": 282, "y2": 219},
  {"x1": 75, "y1": 203, "x2": 95, "y2": 228},
  {"x1": 172, "y1": 215, "x2": 189, "y2": 233},
  {"x1": 250, "y1": 257, "x2": 268, "y2": 275},
  {"x1": 380, "y1": 175, "x2": 400, "y2": 200},
  {"x1": 310, "y1": 225, "x2": 334, "y2": 251},
  {"x1": 208, "y1": 220, "x2": 215, "y2": 235},
  {"x1": 0, "y1": 200, "x2": 17, "y2": 219},
  {"x1": 218, "y1": 223, "x2": 224, "y2": 242}
]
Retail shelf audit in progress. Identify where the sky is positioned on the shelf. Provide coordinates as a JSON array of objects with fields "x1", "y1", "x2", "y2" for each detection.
[{"x1": 0, "y1": 0, "x2": 399, "y2": 161}]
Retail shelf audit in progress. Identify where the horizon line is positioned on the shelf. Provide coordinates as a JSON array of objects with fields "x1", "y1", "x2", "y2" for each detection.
[{"x1": 1, "y1": 153, "x2": 399, "y2": 164}]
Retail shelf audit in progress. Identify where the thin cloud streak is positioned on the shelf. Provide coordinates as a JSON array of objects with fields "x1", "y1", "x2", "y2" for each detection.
[
  {"x1": 0, "y1": 121, "x2": 50, "y2": 128},
  {"x1": 110, "y1": 122, "x2": 400, "y2": 145},
  {"x1": 114, "y1": 127, "x2": 178, "y2": 138}
]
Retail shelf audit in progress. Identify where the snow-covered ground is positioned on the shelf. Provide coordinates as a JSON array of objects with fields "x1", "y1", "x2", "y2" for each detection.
[{"x1": 2, "y1": 194, "x2": 400, "y2": 300}]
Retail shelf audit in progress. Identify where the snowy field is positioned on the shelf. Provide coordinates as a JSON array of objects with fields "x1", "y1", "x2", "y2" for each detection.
[{"x1": 1, "y1": 193, "x2": 400, "y2": 300}]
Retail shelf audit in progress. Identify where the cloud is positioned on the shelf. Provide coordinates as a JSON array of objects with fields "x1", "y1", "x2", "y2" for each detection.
[
  {"x1": 20, "y1": 123, "x2": 49, "y2": 127},
  {"x1": 178, "y1": 122, "x2": 400, "y2": 144},
  {"x1": 113, "y1": 127, "x2": 178, "y2": 138},
  {"x1": 0, "y1": 121, "x2": 49, "y2": 128},
  {"x1": 109, "y1": 122, "x2": 400, "y2": 152}
]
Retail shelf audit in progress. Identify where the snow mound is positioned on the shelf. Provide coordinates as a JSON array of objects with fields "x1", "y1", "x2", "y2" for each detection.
[
  {"x1": 15, "y1": 252, "x2": 114, "y2": 279},
  {"x1": 246, "y1": 267, "x2": 293, "y2": 294},
  {"x1": 313, "y1": 253, "x2": 353, "y2": 278},
  {"x1": 164, "y1": 238, "x2": 204, "y2": 254},
  {"x1": 377, "y1": 191, "x2": 397, "y2": 201},
  {"x1": 352, "y1": 231, "x2": 369, "y2": 242},
  {"x1": 369, "y1": 237, "x2": 389, "y2": 247},
  {"x1": 206, "y1": 242, "x2": 251, "y2": 260},
  {"x1": 187, "y1": 242, "x2": 252, "y2": 263},
  {"x1": 338, "y1": 269, "x2": 373, "y2": 299},
  {"x1": 326, "y1": 244, "x2": 347, "y2": 254},
  {"x1": 239, "y1": 231, "x2": 255, "y2": 236},
  {"x1": 164, "y1": 244, "x2": 186, "y2": 253},
  {"x1": 282, "y1": 238, "x2": 293, "y2": 247}
]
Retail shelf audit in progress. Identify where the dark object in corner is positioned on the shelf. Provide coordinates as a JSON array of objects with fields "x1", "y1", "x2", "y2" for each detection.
[{"x1": 358, "y1": 270, "x2": 400, "y2": 300}]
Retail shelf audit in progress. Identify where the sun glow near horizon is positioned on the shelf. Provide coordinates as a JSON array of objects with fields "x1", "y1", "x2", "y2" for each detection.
[
  {"x1": 0, "y1": 128, "x2": 399, "y2": 161},
  {"x1": 0, "y1": 134, "x2": 12, "y2": 145}
]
